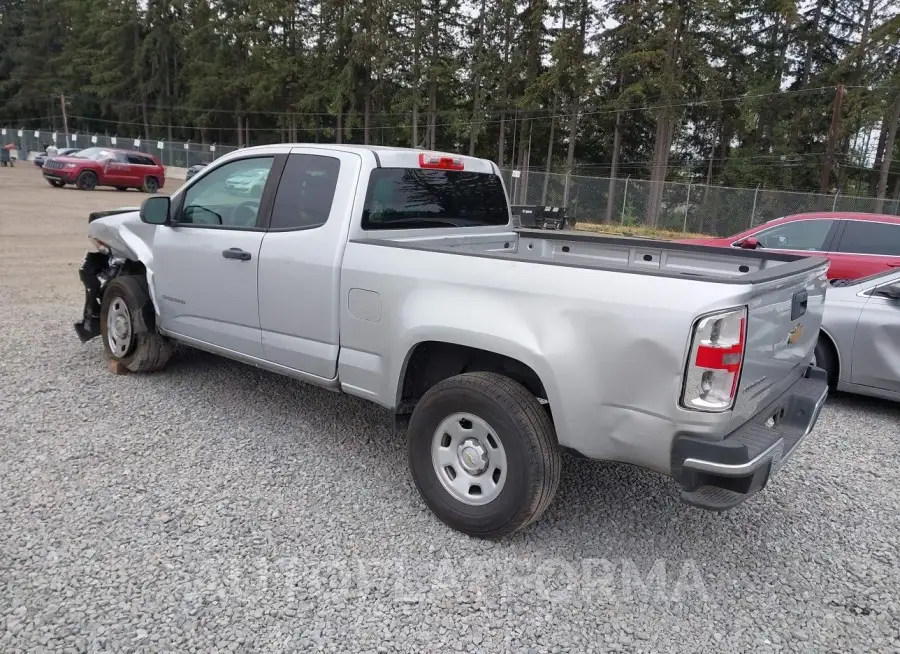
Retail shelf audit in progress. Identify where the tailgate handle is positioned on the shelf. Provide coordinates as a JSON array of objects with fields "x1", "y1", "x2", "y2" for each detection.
[{"x1": 791, "y1": 289, "x2": 808, "y2": 320}]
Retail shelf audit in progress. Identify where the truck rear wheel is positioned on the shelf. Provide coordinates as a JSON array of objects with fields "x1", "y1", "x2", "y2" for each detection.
[
  {"x1": 142, "y1": 176, "x2": 159, "y2": 194},
  {"x1": 99, "y1": 276, "x2": 172, "y2": 373},
  {"x1": 407, "y1": 372, "x2": 561, "y2": 538},
  {"x1": 76, "y1": 171, "x2": 98, "y2": 191}
]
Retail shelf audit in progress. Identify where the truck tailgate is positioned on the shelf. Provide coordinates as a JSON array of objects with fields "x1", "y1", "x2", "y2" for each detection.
[{"x1": 730, "y1": 262, "x2": 829, "y2": 428}]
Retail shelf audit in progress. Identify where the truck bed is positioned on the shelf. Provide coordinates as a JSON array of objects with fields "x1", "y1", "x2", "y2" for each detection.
[{"x1": 359, "y1": 229, "x2": 828, "y2": 285}]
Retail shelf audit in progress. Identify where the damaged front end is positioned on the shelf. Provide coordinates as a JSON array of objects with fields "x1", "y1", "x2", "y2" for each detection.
[
  {"x1": 74, "y1": 249, "x2": 127, "y2": 342},
  {"x1": 74, "y1": 207, "x2": 144, "y2": 343}
]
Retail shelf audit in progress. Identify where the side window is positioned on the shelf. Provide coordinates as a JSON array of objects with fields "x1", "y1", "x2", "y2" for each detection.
[
  {"x1": 179, "y1": 156, "x2": 275, "y2": 228},
  {"x1": 752, "y1": 219, "x2": 834, "y2": 251},
  {"x1": 129, "y1": 154, "x2": 155, "y2": 166},
  {"x1": 836, "y1": 221, "x2": 900, "y2": 256},
  {"x1": 269, "y1": 154, "x2": 340, "y2": 230}
]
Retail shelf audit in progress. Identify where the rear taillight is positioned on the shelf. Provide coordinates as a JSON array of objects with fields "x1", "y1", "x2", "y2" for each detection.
[
  {"x1": 681, "y1": 307, "x2": 747, "y2": 412},
  {"x1": 418, "y1": 152, "x2": 464, "y2": 170}
]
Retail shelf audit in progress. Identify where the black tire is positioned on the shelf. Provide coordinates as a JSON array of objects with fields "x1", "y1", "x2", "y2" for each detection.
[
  {"x1": 813, "y1": 336, "x2": 838, "y2": 388},
  {"x1": 99, "y1": 276, "x2": 172, "y2": 373},
  {"x1": 47, "y1": 179, "x2": 65, "y2": 188},
  {"x1": 115, "y1": 186, "x2": 129, "y2": 191},
  {"x1": 407, "y1": 372, "x2": 561, "y2": 538},
  {"x1": 76, "y1": 171, "x2": 98, "y2": 191},
  {"x1": 142, "y1": 176, "x2": 159, "y2": 194}
]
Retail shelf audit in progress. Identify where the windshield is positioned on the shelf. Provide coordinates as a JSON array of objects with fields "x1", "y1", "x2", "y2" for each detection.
[
  {"x1": 71, "y1": 147, "x2": 114, "y2": 161},
  {"x1": 362, "y1": 168, "x2": 509, "y2": 230}
]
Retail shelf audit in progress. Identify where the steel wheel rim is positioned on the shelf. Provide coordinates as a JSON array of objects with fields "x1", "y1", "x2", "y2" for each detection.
[
  {"x1": 431, "y1": 412, "x2": 508, "y2": 506},
  {"x1": 146, "y1": 179, "x2": 157, "y2": 192},
  {"x1": 106, "y1": 298, "x2": 133, "y2": 358}
]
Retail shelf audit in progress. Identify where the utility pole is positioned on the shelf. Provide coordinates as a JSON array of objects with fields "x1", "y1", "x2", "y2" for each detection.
[
  {"x1": 59, "y1": 93, "x2": 70, "y2": 148},
  {"x1": 819, "y1": 85, "x2": 845, "y2": 195}
]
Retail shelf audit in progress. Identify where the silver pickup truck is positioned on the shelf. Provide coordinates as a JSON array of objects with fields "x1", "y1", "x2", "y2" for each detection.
[{"x1": 75, "y1": 144, "x2": 830, "y2": 537}]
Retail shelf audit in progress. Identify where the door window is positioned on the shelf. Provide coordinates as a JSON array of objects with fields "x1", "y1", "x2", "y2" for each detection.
[
  {"x1": 749, "y1": 219, "x2": 834, "y2": 251},
  {"x1": 179, "y1": 157, "x2": 275, "y2": 228},
  {"x1": 269, "y1": 154, "x2": 340, "y2": 230},
  {"x1": 835, "y1": 221, "x2": 900, "y2": 256}
]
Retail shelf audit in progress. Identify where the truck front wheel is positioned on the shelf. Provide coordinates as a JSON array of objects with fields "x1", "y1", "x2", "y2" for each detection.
[
  {"x1": 99, "y1": 276, "x2": 173, "y2": 373},
  {"x1": 407, "y1": 372, "x2": 561, "y2": 538},
  {"x1": 76, "y1": 171, "x2": 98, "y2": 191}
]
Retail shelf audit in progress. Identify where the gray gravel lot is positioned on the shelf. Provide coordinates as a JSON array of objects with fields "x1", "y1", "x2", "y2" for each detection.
[{"x1": 2, "y1": 166, "x2": 900, "y2": 652}]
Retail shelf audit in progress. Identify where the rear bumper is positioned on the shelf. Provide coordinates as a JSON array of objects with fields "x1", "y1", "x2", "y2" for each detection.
[{"x1": 671, "y1": 365, "x2": 828, "y2": 510}]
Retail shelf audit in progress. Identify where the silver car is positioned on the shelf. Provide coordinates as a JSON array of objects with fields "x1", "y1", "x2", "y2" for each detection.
[{"x1": 815, "y1": 269, "x2": 900, "y2": 402}]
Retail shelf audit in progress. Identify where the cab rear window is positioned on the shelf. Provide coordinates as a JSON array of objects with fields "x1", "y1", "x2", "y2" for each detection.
[{"x1": 361, "y1": 168, "x2": 509, "y2": 230}]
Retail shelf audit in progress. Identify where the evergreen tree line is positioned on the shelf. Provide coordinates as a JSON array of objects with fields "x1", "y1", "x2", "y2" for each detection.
[{"x1": 1, "y1": 0, "x2": 898, "y2": 217}]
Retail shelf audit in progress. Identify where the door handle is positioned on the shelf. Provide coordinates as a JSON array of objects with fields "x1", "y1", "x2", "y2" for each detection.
[
  {"x1": 222, "y1": 248, "x2": 252, "y2": 261},
  {"x1": 888, "y1": 263, "x2": 900, "y2": 268}
]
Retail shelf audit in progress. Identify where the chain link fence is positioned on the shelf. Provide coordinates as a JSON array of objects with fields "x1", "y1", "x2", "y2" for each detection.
[
  {"x1": 5, "y1": 125, "x2": 898, "y2": 236},
  {"x1": 501, "y1": 170, "x2": 900, "y2": 236},
  {"x1": 1, "y1": 126, "x2": 239, "y2": 168}
]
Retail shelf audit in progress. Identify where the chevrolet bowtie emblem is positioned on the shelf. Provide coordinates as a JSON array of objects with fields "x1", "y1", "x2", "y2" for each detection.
[{"x1": 787, "y1": 323, "x2": 804, "y2": 345}]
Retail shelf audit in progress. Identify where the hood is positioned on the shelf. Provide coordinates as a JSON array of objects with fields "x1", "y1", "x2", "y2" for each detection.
[
  {"x1": 49, "y1": 155, "x2": 93, "y2": 165},
  {"x1": 87, "y1": 208, "x2": 155, "y2": 263}
]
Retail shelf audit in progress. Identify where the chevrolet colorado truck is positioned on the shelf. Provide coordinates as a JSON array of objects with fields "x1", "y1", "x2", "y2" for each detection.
[
  {"x1": 74, "y1": 144, "x2": 830, "y2": 537},
  {"x1": 43, "y1": 146, "x2": 165, "y2": 192}
]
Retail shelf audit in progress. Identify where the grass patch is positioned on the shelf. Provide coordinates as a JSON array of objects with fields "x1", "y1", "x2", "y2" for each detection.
[{"x1": 574, "y1": 222, "x2": 710, "y2": 241}]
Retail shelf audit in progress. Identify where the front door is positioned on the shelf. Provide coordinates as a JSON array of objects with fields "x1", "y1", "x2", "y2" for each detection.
[
  {"x1": 102, "y1": 152, "x2": 133, "y2": 187},
  {"x1": 152, "y1": 155, "x2": 279, "y2": 358},
  {"x1": 850, "y1": 281, "x2": 900, "y2": 394}
]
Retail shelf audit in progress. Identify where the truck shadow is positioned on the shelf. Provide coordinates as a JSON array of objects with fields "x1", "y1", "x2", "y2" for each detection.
[{"x1": 160, "y1": 346, "x2": 875, "y2": 568}]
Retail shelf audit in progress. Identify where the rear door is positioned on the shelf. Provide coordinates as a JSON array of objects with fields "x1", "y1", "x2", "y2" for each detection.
[
  {"x1": 256, "y1": 147, "x2": 362, "y2": 379},
  {"x1": 124, "y1": 153, "x2": 154, "y2": 187},
  {"x1": 826, "y1": 220, "x2": 900, "y2": 279}
]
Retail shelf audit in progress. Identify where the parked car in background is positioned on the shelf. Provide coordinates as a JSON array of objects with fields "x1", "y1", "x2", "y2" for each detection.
[
  {"x1": 814, "y1": 269, "x2": 900, "y2": 402},
  {"x1": 34, "y1": 147, "x2": 80, "y2": 168},
  {"x1": 224, "y1": 167, "x2": 269, "y2": 195},
  {"x1": 73, "y1": 144, "x2": 830, "y2": 537},
  {"x1": 680, "y1": 212, "x2": 900, "y2": 280},
  {"x1": 43, "y1": 147, "x2": 165, "y2": 192},
  {"x1": 185, "y1": 163, "x2": 207, "y2": 180}
]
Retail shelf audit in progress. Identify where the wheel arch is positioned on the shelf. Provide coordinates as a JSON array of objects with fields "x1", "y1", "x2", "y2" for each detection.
[
  {"x1": 817, "y1": 326, "x2": 842, "y2": 383},
  {"x1": 395, "y1": 339, "x2": 553, "y2": 417}
]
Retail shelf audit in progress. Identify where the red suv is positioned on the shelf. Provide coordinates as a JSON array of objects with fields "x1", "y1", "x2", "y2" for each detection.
[
  {"x1": 42, "y1": 147, "x2": 165, "y2": 193},
  {"x1": 681, "y1": 212, "x2": 900, "y2": 280}
]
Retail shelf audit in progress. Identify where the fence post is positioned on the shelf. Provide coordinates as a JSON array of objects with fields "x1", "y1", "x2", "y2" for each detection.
[
  {"x1": 563, "y1": 170, "x2": 571, "y2": 207},
  {"x1": 621, "y1": 175, "x2": 630, "y2": 224},
  {"x1": 749, "y1": 183, "x2": 761, "y2": 228},
  {"x1": 683, "y1": 181, "x2": 692, "y2": 232},
  {"x1": 831, "y1": 190, "x2": 840, "y2": 211}
]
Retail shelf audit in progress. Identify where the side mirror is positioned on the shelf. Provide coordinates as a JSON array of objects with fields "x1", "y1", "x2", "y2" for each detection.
[
  {"x1": 872, "y1": 282, "x2": 900, "y2": 300},
  {"x1": 738, "y1": 237, "x2": 760, "y2": 249},
  {"x1": 139, "y1": 196, "x2": 170, "y2": 225}
]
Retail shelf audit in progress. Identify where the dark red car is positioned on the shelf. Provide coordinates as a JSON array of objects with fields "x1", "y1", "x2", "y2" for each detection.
[
  {"x1": 681, "y1": 212, "x2": 900, "y2": 280},
  {"x1": 42, "y1": 146, "x2": 165, "y2": 193}
]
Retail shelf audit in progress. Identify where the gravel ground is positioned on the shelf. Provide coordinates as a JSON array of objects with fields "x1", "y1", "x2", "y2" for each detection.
[{"x1": 2, "y1": 165, "x2": 900, "y2": 653}]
